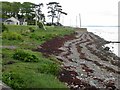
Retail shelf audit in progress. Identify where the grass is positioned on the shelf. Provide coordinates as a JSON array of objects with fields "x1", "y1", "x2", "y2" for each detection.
[
  {"x1": 2, "y1": 25, "x2": 74, "y2": 89},
  {"x1": 2, "y1": 25, "x2": 74, "y2": 49},
  {"x1": 2, "y1": 52, "x2": 67, "y2": 89}
]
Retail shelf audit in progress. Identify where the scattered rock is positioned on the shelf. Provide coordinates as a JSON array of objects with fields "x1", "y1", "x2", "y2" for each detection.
[
  {"x1": 38, "y1": 31, "x2": 120, "y2": 89},
  {"x1": 104, "y1": 47, "x2": 110, "y2": 51}
]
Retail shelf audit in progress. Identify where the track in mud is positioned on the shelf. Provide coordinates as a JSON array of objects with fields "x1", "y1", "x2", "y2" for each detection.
[{"x1": 37, "y1": 31, "x2": 120, "y2": 90}]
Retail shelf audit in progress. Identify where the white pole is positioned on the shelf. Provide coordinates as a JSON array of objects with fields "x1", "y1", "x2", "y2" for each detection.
[
  {"x1": 79, "y1": 13, "x2": 81, "y2": 28},
  {"x1": 76, "y1": 16, "x2": 77, "y2": 27}
]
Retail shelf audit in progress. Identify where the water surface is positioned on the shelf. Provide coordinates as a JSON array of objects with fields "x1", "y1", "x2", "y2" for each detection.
[{"x1": 86, "y1": 27, "x2": 119, "y2": 56}]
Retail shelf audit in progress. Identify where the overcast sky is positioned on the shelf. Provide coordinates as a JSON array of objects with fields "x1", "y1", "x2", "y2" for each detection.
[{"x1": 2, "y1": 0, "x2": 120, "y2": 26}]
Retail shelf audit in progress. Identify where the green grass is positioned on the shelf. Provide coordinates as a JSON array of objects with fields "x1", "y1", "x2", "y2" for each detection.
[
  {"x1": 4, "y1": 25, "x2": 36, "y2": 33},
  {"x1": 2, "y1": 50, "x2": 67, "y2": 89},
  {"x1": 3, "y1": 71, "x2": 68, "y2": 89},
  {"x1": 2, "y1": 25, "x2": 74, "y2": 49},
  {"x1": 2, "y1": 25, "x2": 74, "y2": 89}
]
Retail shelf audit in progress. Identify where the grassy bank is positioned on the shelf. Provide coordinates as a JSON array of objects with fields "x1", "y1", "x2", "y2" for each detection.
[{"x1": 2, "y1": 25, "x2": 74, "y2": 89}]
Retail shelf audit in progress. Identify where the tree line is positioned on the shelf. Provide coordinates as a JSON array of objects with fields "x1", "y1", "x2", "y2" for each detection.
[{"x1": 1, "y1": 1, "x2": 67, "y2": 26}]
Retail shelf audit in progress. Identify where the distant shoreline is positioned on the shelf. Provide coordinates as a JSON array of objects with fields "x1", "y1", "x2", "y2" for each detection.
[
  {"x1": 65, "y1": 26, "x2": 119, "y2": 28},
  {"x1": 82, "y1": 26, "x2": 119, "y2": 27}
]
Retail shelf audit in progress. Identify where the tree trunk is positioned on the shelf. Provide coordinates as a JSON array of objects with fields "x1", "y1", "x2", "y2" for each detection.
[
  {"x1": 57, "y1": 14, "x2": 60, "y2": 24},
  {"x1": 52, "y1": 16, "x2": 54, "y2": 25}
]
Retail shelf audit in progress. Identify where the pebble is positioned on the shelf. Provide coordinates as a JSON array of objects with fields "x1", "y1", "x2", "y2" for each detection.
[
  {"x1": 61, "y1": 73, "x2": 64, "y2": 76},
  {"x1": 74, "y1": 85, "x2": 79, "y2": 88},
  {"x1": 81, "y1": 74, "x2": 83, "y2": 76}
]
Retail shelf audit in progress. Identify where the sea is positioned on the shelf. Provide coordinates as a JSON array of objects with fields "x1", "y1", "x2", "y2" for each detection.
[{"x1": 84, "y1": 26, "x2": 119, "y2": 57}]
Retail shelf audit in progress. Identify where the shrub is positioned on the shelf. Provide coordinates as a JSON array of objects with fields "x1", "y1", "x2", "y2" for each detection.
[
  {"x1": 37, "y1": 62, "x2": 60, "y2": 75},
  {"x1": 13, "y1": 50, "x2": 39, "y2": 62},
  {"x1": 2, "y1": 23, "x2": 8, "y2": 32},
  {"x1": 2, "y1": 31, "x2": 22, "y2": 40},
  {"x1": 2, "y1": 72, "x2": 26, "y2": 89},
  {"x1": 46, "y1": 23, "x2": 52, "y2": 26},
  {"x1": 37, "y1": 22, "x2": 44, "y2": 29},
  {"x1": 30, "y1": 33, "x2": 55, "y2": 41},
  {"x1": 30, "y1": 33, "x2": 39, "y2": 40},
  {"x1": 29, "y1": 27, "x2": 35, "y2": 32},
  {"x1": 21, "y1": 28, "x2": 35, "y2": 36},
  {"x1": 21, "y1": 30, "x2": 30, "y2": 36}
]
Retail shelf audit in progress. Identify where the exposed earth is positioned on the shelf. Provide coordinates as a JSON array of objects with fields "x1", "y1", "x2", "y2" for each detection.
[{"x1": 37, "y1": 30, "x2": 120, "y2": 90}]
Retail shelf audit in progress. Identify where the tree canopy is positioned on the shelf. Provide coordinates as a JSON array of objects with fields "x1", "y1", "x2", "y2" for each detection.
[
  {"x1": 1, "y1": 1, "x2": 67, "y2": 26},
  {"x1": 47, "y1": 2, "x2": 67, "y2": 25}
]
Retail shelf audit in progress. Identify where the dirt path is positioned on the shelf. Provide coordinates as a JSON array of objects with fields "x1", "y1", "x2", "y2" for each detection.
[{"x1": 37, "y1": 31, "x2": 120, "y2": 90}]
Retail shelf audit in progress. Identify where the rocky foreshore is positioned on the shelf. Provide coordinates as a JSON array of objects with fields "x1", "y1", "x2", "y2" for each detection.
[
  {"x1": 0, "y1": 80, "x2": 12, "y2": 90},
  {"x1": 37, "y1": 29, "x2": 120, "y2": 90}
]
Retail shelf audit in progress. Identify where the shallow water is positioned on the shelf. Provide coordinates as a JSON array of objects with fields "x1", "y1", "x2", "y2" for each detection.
[{"x1": 86, "y1": 27, "x2": 119, "y2": 56}]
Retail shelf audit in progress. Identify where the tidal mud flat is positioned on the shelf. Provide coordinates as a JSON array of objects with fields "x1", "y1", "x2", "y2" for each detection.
[{"x1": 37, "y1": 30, "x2": 120, "y2": 90}]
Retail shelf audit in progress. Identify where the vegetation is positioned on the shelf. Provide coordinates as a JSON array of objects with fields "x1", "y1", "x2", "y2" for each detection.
[
  {"x1": 1, "y1": 2, "x2": 70, "y2": 88},
  {"x1": 2, "y1": 2, "x2": 35, "y2": 21},
  {"x1": 13, "y1": 49, "x2": 39, "y2": 62},
  {"x1": 2, "y1": 24, "x2": 74, "y2": 89},
  {"x1": 1, "y1": 1, "x2": 67, "y2": 26},
  {"x1": 2, "y1": 25, "x2": 73, "y2": 48},
  {"x1": 2, "y1": 31, "x2": 22, "y2": 40},
  {"x1": 1, "y1": 23, "x2": 8, "y2": 32},
  {"x1": 47, "y1": 2, "x2": 67, "y2": 25}
]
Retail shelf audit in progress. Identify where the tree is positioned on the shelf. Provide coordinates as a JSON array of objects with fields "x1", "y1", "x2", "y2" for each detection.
[
  {"x1": 2, "y1": 2, "x2": 12, "y2": 18},
  {"x1": 20, "y1": 2, "x2": 35, "y2": 21},
  {"x1": 56, "y1": 5, "x2": 67, "y2": 25},
  {"x1": 47, "y1": 2, "x2": 59, "y2": 25},
  {"x1": 2, "y1": 2, "x2": 22, "y2": 18},
  {"x1": 33, "y1": 3, "x2": 46, "y2": 30},
  {"x1": 11, "y1": 2, "x2": 21, "y2": 18},
  {"x1": 33, "y1": 3, "x2": 44, "y2": 22},
  {"x1": 47, "y1": 2, "x2": 67, "y2": 25}
]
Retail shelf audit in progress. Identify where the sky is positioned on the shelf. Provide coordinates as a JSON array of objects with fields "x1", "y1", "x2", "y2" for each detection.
[{"x1": 1, "y1": 0, "x2": 120, "y2": 27}]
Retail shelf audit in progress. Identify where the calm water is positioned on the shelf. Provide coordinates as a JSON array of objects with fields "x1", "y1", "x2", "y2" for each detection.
[{"x1": 85, "y1": 27, "x2": 119, "y2": 56}]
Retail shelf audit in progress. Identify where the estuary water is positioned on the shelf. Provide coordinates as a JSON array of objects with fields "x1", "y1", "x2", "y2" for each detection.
[{"x1": 86, "y1": 26, "x2": 119, "y2": 56}]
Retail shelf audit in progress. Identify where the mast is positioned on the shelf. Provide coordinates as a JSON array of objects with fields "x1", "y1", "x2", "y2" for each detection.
[
  {"x1": 79, "y1": 13, "x2": 81, "y2": 28},
  {"x1": 76, "y1": 16, "x2": 77, "y2": 27}
]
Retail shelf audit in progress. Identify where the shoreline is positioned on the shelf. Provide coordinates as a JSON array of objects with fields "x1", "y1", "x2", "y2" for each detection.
[
  {"x1": 37, "y1": 28, "x2": 120, "y2": 90},
  {"x1": 86, "y1": 26, "x2": 119, "y2": 57}
]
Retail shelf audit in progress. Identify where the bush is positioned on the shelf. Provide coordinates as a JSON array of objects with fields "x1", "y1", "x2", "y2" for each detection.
[
  {"x1": 38, "y1": 62, "x2": 60, "y2": 75},
  {"x1": 30, "y1": 33, "x2": 39, "y2": 40},
  {"x1": 2, "y1": 72, "x2": 26, "y2": 89},
  {"x1": 37, "y1": 22, "x2": 44, "y2": 29},
  {"x1": 21, "y1": 28, "x2": 35, "y2": 36},
  {"x1": 45, "y1": 22, "x2": 63, "y2": 26},
  {"x1": 29, "y1": 27, "x2": 35, "y2": 32},
  {"x1": 46, "y1": 23, "x2": 52, "y2": 26},
  {"x1": 30, "y1": 33, "x2": 55, "y2": 41},
  {"x1": 13, "y1": 50, "x2": 39, "y2": 62},
  {"x1": 2, "y1": 23, "x2": 8, "y2": 32},
  {"x1": 30, "y1": 34, "x2": 44, "y2": 40},
  {"x1": 2, "y1": 31, "x2": 22, "y2": 40}
]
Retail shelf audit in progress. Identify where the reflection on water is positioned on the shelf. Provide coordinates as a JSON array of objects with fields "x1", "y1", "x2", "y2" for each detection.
[{"x1": 86, "y1": 27, "x2": 118, "y2": 56}]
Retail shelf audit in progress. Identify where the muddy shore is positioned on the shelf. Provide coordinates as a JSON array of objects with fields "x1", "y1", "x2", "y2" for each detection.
[{"x1": 37, "y1": 29, "x2": 120, "y2": 90}]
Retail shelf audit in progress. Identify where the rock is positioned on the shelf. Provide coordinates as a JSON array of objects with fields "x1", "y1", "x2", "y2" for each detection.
[
  {"x1": 0, "y1": 81, "x2": 12, "y2": 90},
  {"x1": 89, "y1": 80, "x2": 96, "y2": 87},
  {"x1": 104, "y1": 47, "x2": 110, "y2": 51}
]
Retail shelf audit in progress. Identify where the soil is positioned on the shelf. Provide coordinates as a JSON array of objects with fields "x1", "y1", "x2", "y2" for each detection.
[{"x1": 36, "y1": 31, "x2": 120, "y2": 90}]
